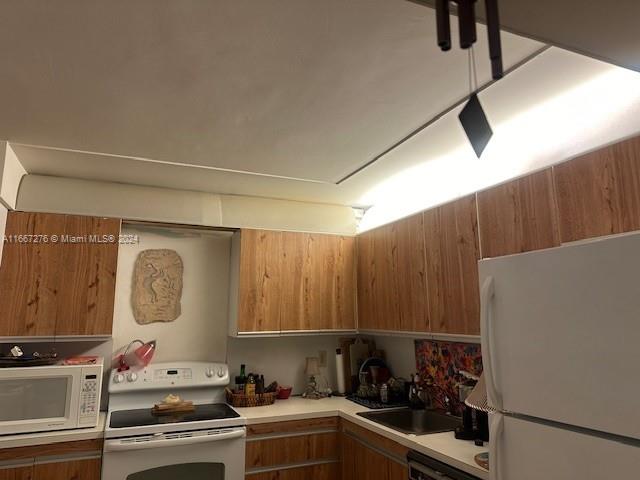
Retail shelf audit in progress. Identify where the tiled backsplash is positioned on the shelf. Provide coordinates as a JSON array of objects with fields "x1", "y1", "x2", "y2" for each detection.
[{"x1": 415, "y1": 340, "x2": 482, "y2": 415}]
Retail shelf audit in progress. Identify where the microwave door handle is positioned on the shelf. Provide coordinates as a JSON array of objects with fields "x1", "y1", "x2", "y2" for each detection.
[{"x1": 104, "y1": 428, "x2": 245, "y2": 452}]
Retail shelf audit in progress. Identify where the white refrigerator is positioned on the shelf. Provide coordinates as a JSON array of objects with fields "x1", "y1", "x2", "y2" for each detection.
[{"x1": 478, "y1": 232, "x2": 640, "y2": 480}]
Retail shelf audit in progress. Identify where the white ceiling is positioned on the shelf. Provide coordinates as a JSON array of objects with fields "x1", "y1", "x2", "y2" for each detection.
[
  {"x1": 3, "y1": 0, "x2": 639, "y2": 223},
  {"x1": 1, "y1": 0, "x2": 542, "y2": 199}
]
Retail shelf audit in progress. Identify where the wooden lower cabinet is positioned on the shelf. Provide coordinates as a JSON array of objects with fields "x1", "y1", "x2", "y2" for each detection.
[
  {"x1": 0, "y1": 440, "x2": 101, "y2": 480},
  {"x1": 0, "y1": 466, "x2": 33, "y2": 480},
  {"x1": 33, "y1": 459, "x2": 101, "y2": 480},
  {"x1": 341, "y1": 420, "x2": 408, "y2": 480},
  {"x1": 245, "y1": 463, "x2": 339, "y2": 480},
  {"x1": 245, "y1": 418, "x2": 340, "y2": 480}
]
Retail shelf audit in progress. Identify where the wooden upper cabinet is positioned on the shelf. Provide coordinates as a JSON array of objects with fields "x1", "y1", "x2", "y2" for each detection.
[
  {"x1": 0, "y1": 212, "x2": 63, "y2": 336},
  {"x1": 356, "y1": 225, "x2": 398, "y2": 331},
  {"x1": 356, "y1": 214, "x2": 428, "y2": 333},
  {"x1": 424, "y1": 195, "x2": 481, "y2": 335},
  {"x1": 55, "y1": 215, "x2": 120, "y2": 335},
  {"x1": 0, "y1": 211, "x2": 120, "y2": 337},
  {"x1": 280, "y1": 232, "x2": 355, "y2": 331},
  {"x1": 554, "y1": 135, "x2": 640, "y2": 243},
  {"x1": 237, "y1": 229, "x2": 283, "y2": 333},
  {"x1": 477, "y1": 169, "x2": 561, "y2": 258},
  {"x1": 235, "y1": 229, "x2": 355, "y2": 333}
]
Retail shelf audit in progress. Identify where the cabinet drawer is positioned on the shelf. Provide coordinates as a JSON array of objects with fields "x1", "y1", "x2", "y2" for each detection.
[
  {"x1": 247, "y1": 417, "x2": 339, "y2": 437},
  {"x1": 246, "y1": 462, "x2": 339, "y2": 480},
  {"x1": 246, "y1": 432, "x2": 339, "y2": 469}
]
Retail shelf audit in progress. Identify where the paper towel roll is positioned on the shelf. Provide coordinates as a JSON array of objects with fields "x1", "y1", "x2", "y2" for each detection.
[{"x1": 335, "y1": 348, "x2": 346, "y2": 394}]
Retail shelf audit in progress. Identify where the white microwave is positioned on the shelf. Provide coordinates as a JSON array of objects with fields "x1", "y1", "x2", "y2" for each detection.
[{"x1": 0, "y1": 360, "x2": 103, "y2": 435}]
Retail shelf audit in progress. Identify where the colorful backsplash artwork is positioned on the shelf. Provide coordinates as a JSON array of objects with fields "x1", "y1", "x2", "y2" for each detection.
[{"x1": 414, "y1": 340, "x2": 483, "y2": 415}]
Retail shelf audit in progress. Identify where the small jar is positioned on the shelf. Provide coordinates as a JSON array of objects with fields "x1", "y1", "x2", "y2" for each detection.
[{"x1": 380, "y1": 383, "x2": 389, "y2": 403}]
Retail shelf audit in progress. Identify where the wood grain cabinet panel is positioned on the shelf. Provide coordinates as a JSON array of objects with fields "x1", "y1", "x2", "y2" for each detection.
[
  {"x1": 33, "y1": 458, "x2": 101, "y2": 480},
  {"x1": 0, "y1": 212, "x2": 120, "y2": 337},
  {"x1": 0, "y1": 467, "x2": 33, "y2": 480},
  {"x1": 341, "y1": 432, "x2": 407, "y2": 480},
  {"x1": 554, "y1": 135, "x2": 640, "y2": 242},
  {"x1": 477, "y1": 169, "x2": 561, "y2": 258},
  {"x1": 246, "y1": 432, "x2": 339, "y2": 468},
  {"x1": 424, "y1": 195, "x2": 481, "y2": 335},
  {"x1": 356, "y1": 213, "x2": 428, "y2": 333},
  {"x1": 246, "y1": 417, "x2": 340, "y2": 480},
  {"x1": 236, "y1": 229, "x2": 355, "y2": 333},
  {"x1": 237, "y1": 229, "x2": 283, "y2": 332},
  {"x1": 0, "y1": 212, "x2": 63, "y2": 336},
  {"x1": 246, "y1": 463, "x2": 339, "y2": 480},
  {"x1": 247, "y1": 417, "x2": 339, "y2": 436},
  {"x1": 55, "y1": 215, "x2": 120, "y2": 335},
  {"x1": 280, "y1": 233, "x2": 355, "y2": 331}
]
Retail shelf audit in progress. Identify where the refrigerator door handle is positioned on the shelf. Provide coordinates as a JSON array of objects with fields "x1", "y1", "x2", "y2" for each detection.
[
  {"x1": 489, "y1": 412, "x2": 504, "y2": 480},
  {"x1": 480, "y1": 276, "x2": 502, "y2": 410}
]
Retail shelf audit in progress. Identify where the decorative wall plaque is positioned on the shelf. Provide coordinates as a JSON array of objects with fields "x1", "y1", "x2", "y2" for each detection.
[{"x1": 132, "y1": 249, "x2": 184, "y2": 324}]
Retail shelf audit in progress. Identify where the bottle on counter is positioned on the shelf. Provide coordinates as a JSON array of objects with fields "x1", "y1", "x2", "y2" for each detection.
[
  {"x1": 236, "y1": 364, "x2": 247, "y2": 393},
  {"x1": 245, "y1": 373, "x2": 256, "y2": 396},
  {"x1": 256, "y1": 374, "x2": 265, "y2": 394}
]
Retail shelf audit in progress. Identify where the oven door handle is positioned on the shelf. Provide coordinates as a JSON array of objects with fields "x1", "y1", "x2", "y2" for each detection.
[{"x1": 104, "y1": 427, "x2": 246, "y2": 452}]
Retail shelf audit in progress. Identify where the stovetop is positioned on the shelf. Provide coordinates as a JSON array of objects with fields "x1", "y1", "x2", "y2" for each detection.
[{"x1": 109, "y1": 402, "x2": 240, "y2": 429}]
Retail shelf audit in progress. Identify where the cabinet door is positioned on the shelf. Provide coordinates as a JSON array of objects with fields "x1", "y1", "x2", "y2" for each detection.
[
  {"x1": 424, "y1": 195, "x2": 481, "y2": 335},
  {"x1": 477, "y1": 169, "x2": 561, "y2": 258},
  {"x1": 55, "y1": 215, "x2": 120, "y2": 335},
  {"x1": 554, "y1": 135, "x2": 640, "y2": 242},
  {"x1": 0, "y1": 466, "x2": 33, "y2": 480},
  {"x1": 357, "y1": 224, "x2": 398, "y2": 331},
  {"x1": 237, "y1": 229, "x2": 283, "y2": 332},
  {"x1": 33, "y1": 458, "x2": 101, "y2": 480},
  {"x1": 280, "y1": 233, "x2": 355, "y2": 331},
  {"x1": 357, "y1": 213, "x2": 428, "y2": 333},
  {"x1": 0, "y1": 212, "x2": 64, "y2": 336},
  {"x1": 341, "y1": 433, "x2": 406, "y2": 480}
]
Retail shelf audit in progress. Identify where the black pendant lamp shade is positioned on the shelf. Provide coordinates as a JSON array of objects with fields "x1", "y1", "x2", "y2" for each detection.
[{"x1": 458, "y1": 93, "x2": 493, "y2": 158}]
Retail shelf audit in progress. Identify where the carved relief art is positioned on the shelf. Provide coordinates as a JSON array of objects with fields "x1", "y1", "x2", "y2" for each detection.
[{"x1": 132, "y1": 249, "x2": 184, "y2": 324}]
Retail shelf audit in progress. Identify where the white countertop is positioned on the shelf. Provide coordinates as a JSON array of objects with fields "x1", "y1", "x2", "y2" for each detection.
[
  {"x1": 235, "y1": 396, "x2": 489, "y2": 480},
  {"x1": 0, "y1": 413, "x2": 106, "y2": 450}
]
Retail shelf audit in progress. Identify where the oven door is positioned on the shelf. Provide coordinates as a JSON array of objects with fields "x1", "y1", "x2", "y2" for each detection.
[
  {"x1": 0, "y1": 366, "x2": 81, "y2": 435},
  {"x1": 102, "y1": 427, "x2": 246, "y2": 480}
]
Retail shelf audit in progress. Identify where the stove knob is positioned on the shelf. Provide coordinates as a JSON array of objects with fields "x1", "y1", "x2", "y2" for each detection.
[
  {"x1": 205, "y1": 368, "x2": 214, "y2": 378},
  {"x1": 113, "y1": 373, "x2": 124, "y2": 384},
  {"x1": 127, "y1": 372, "x2": 138, "y2": 382},
  {"x1": 217, "y1": 368, "x2": 225, "y2": 378}
]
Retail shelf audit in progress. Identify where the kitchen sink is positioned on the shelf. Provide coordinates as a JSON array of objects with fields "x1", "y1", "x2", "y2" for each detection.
[{"x1": 357, "y1": 408, "x2": 462, "y2": 435}]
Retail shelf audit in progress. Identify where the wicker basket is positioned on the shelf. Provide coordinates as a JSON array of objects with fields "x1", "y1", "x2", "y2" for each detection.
[{"x1": 225, "y1": 388, "x2": 277, "y2": 408}]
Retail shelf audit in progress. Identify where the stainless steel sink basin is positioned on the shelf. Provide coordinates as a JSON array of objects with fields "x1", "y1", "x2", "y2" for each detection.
[{"x1": 357, "y1": 408, "x2": 462, "y2": 435}]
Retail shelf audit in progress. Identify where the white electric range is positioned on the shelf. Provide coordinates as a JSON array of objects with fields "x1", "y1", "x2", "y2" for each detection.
[{"x1": 102, "y1": 361, "x2": 246, "y2": 480}]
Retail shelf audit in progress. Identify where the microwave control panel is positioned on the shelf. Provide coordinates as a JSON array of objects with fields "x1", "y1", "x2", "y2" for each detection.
[{"x1": 78, "y1": 365, "x2": 102, "y2": 425}]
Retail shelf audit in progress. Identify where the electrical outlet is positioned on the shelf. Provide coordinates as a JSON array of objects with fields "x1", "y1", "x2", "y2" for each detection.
[{"x1": 318, "y1": 350, "x2": 327, "y2": 368}]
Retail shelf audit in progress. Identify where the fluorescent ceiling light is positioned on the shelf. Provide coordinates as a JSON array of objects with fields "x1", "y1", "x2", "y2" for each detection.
[{"x1": 358, "y1": 64, "x2": 640, "y2": 233}]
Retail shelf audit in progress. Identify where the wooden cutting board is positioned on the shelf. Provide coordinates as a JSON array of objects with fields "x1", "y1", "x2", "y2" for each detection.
[{"x1": 152, "y1": 401, "x2": 195, "y2": 415}]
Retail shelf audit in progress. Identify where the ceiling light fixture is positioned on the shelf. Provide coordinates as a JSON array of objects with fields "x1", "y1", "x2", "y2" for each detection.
[
  {"x1": 435, "y1": 0, "x2": 503, "y2": 157},
  {"x1": 435, "y1": 0, "x2": 503, "y2": 80}
]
